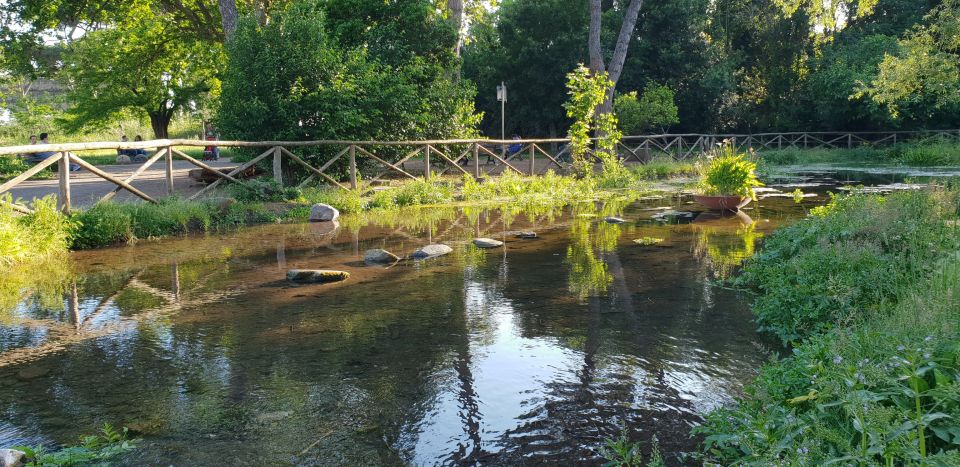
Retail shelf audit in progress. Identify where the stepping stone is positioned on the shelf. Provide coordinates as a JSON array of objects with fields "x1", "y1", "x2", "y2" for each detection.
[
  {"x1": 473, "y1": 238, "x2": 504, "y2": 248},
  {"x1": 286, "y1": 269, "x2": 350, "y2": 283}
]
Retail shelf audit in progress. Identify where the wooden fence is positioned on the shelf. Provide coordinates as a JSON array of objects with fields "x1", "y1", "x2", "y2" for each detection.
[{"x1": 1, "y1": 129, "x2": 958, "y2": 214}]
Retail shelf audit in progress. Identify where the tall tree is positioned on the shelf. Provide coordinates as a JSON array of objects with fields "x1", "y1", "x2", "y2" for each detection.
[
  {"x1": 218, "y1": 0, "x2": 240, "y2": 39},
  {"x1": 588, "y1": 0, "x2": 644, "y2": 111}
]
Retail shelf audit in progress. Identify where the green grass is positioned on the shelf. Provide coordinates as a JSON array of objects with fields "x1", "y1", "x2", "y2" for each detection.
[
  {"x1": 757, "y1": 141, "x2": 960, "y2": 167},
  {"x1": 0, "y1": 194, "x2": 75, "y2": 265},
  {"x1": 70, "y1": 197, "x2": 277, "y2": 249},
  {"x1": 630, "y1": 156, "x2": 696, "y2": 180},
  {"x1": 695, "y1": 185, "x2": 960, "y2": 466}
]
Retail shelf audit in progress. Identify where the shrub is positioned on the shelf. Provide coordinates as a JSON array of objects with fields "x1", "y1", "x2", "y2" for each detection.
[
  {"x1": 737, "y1": 189, "x2": 960, "y2": 343},
  {"x1": 697, "y1": 186, "x2": 960, "y2": 466},
  {"x1": 696, "y1": 143, "x2": 763, "y2": 199},
  {"x1": 227, "y1": 178, "x2": 301, "y2": 203},
  {"x1": 71, "y1": 199, "x2": 219, "y2": 249}
]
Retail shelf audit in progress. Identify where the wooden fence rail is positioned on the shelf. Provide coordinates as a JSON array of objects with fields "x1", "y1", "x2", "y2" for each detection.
[{"x1": 1, "y1": 129, "x2": 957, "y2": 214}]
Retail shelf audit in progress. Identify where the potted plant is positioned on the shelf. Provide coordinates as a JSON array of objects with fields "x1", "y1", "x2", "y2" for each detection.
[{"x1": 694, "y1": 142, "x2": 763, "y2": 212}]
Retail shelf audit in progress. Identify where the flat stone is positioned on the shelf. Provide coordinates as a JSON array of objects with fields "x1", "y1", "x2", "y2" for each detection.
[
  {"x1": 515, "y1": 231, "x2": 537, "y2": 239},
  {"x1": 16, "y1": 366, "x2": 50, "y2": 381},
  {"x1": 286, "y1": 269, "x2": 350, "y2": 283},
  {"x1": 364, "y1": 249, "x2": 400, "y2": 265},
  {"x1": 651, "y1": 210, "x2": 694, "y2": 221},
  {"x1": 411, "y1": 244, "x2": 453, "y2": 259},
  {"x1": 473, "y1": 238, "x2": 504, "y2": 248},
  {"x1": 309, "y1": 203, "x2": 340, "y2": 222},
  {"x1": 1, "y1": 449, "x2": 25, "y2": 467},
  {"x1": 604, "y1": 216, "x2": 627, "y2": 224}
]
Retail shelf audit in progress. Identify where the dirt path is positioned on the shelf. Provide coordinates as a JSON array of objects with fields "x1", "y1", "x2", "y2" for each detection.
[{"x1": 9, "y1": 159, "x2": 238, "y2": 207}]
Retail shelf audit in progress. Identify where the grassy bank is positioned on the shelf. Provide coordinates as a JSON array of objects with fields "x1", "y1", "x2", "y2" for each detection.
[
  {"x1": 695, "y1": 186, "x2": 960, "y2": 465},
  {"x1": 758, "y1": 140, "x2": 960, "y2": 166},
  {"x1": 0, "y1": 165, "x2": 689, "y2": 258}
]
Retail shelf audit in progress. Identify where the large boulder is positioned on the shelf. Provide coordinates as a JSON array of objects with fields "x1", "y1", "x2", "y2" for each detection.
[
  {"x1": 286, "y1": 269, "x2": 350, "y2": 283},
  {"x1": 309, "y1": 203, "x2": 340, "y2": 222},
  {"x1": 411, "y1": 244, "x2": 453, "y2": 259},
  {"x1": 1, "y1": 449, "x2": 25, "y2": 467},
  {"x1": 364, "y1": 249, "x2": 400, "y2": 265},
  {"x1": 473, "y1": 238, "x2": 504, "y2": 248},
  {"x1": 115, "y1": 154, "x2": 131, "y2": 165}
]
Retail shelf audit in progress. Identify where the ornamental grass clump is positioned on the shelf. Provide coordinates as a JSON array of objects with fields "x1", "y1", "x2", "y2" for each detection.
[{"x1": 696, "y1": 142, "x2": 763, "y2": 199}]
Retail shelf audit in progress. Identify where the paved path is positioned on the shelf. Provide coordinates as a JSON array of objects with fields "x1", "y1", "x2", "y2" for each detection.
[{"x1": 9, "y1": 160, "x2": 238, "y2": 208}]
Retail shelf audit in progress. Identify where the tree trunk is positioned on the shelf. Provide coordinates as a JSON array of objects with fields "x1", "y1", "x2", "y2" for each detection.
[
  {"x1": 149, "y1": 108, "x2": 174, "y2": 139},
  {"x1": 218, "y1": 0, "x2": 239, "y2": 39},
  {"x1": 588, "y1": 0, "x2": 645, "y2": 114},
  {"x1": 448, "y1": 0, "x2": 465, "y2": 57},
  {"x1": 588, "y1": 0, "x2": 605, "y2": 74}
]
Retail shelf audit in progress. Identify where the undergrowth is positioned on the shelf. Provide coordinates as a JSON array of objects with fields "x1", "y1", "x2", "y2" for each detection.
[
  {"x1": 9, "y1": 424, "x2": 138, "y2": 466},
  {"x1": 695, "y1": 185, "x2": 960, "y2": 466}
]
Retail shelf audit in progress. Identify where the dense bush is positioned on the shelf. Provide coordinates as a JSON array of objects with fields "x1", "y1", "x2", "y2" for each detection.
[
  {"x1": 697, "y1": 187, "x2": 960, "y2": 465},
  {"x1": 217, "y1": 0, "x2": 479, "y2": 179},
  {"x1": 737, "y1": 189, "x2": 960, "y2": 343}
]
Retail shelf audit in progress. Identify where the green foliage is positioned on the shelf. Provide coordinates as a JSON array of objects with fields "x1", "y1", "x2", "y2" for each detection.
[
  {"x1": 57, "y1": 2, "x2": 223, "y2": 137},
  {"x1": 600, "y1": 428, "x2": 666, "y2": 467},
  {"x1": 698, "y1": 256, "x2": 960, "y2": 465},
  {"x1": 898, "y1": 141, "x2": 960, "y2": 166},
  {"x1": 861, "y1": 0, "x2": 960, "y2": 123},
  {"x1": 614, "y1": 84, "x2": 679, "y2": 135},
  {"x1": 227, "y1": 178, "x2": 302, "y2": 203},
  {"x1": 0, "y1": 194, "x2": 76, "y2": 265},
  {"x1": 218, "y1": 0, "x2": 478, "y2": 178},
  {"x1": 563, "y1": 64, "x2": 624, "y2": 179},
  {"x1": 696, "y1": 143, "x2": 763, "y2": 199},
  {"x1": 735, "y1": 188, "x2": 960, "y2": 344},
  {"x1": 12, "y1": 423, "x2": 138, "y2": 466},
  {"x1": 629, "y1": 157, "x2": 696, "y2": 180},
  {"x1": 633, "y1": 237, "x2": 664, "y2": 246}
]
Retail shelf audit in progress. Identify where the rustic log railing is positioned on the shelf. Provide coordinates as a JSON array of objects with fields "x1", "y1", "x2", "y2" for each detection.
[{"x1": 0, "y1": 129, "x2": 957, "y2": 214}]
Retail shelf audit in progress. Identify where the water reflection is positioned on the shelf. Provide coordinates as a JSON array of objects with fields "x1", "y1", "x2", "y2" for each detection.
[
  {"x1": 0, "y1": 193, "x2": 819, "y2": 464},
  {"x1": 691, "y1": 211, "x2": 762, "y2": 279}
]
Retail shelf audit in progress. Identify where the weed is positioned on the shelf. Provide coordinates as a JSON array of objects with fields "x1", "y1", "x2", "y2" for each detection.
[{"x1": 10, "y1": 423, "x2": 139, "y2": 466}]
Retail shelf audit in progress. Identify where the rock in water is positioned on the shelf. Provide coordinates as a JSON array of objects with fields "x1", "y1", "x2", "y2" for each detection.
[
  {"x1": 473, "y1": 238, "x2": 504, "y2": 248},
  {"x1": 515, "y1": 231, "x2": 538, "y2": 239},
  {"x1": 364, "y1": 249, "x2": 399, "y2": 265},
  {"x1": 309, "y1": 203, "x2": 340, "y2": 222},
  {"x1": 411, "y1": 244, "x2": 453, "y2": 259},
  {"x1": 604, "y1": 216, "x2": 627, "y2": 224},
  {"x1": 286, "y1": 269, "x2": 350, "y2": 283},
  {"x1": 1, "y1": 449, "x2": 26, "y2": 467}
]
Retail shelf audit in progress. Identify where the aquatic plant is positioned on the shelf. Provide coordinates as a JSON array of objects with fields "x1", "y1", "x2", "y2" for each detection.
[
  {"x1": 600, "y1": 429, "x2": 666, "y2": 467},
  {"x1": 633, "y1": 237, "x2": 664, "y2": 246},
  {"x1": 10, "y1": 424, "x2": 139, "y2": 466},
  {"x1": 695, "y1": 142, "x2": 763, "y2": 199}
]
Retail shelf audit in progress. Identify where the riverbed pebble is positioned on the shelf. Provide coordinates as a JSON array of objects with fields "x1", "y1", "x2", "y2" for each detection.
[
  {"x1": 473, "y1": 238, "x2": 504, "y2": 248},
  {"x1": 286, "y1": 269, "x2": 350, "y2": 283},
  {"x1": 309, "y1": 203, "x2": 340, "y2": 222},
  {"x1": 364, "y1": 249, "x2": 400, "y2": 265},
  {"x1": 411, "y1": 244, "x2": 453, "y2": 258}
]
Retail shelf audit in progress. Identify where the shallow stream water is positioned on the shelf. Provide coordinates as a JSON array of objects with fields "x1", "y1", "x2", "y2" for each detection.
[{"x1": 0, "y1": 174, "x2": 927, "y2": 465}]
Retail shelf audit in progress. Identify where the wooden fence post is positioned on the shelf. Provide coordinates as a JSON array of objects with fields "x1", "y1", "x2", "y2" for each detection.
[
  {"x1": 423, "y1": 144, "x2": 431, "y2": 179},
  {"x1": 529, "y1": 144, "x2": 536, "y2": 175},
  {"x1": 58, "y1": 152, "x2": 71, "y2": 214},
  {"x1": 847, "y1": 134, "x2": 853, "y2": 149},
  {"x1": 165, "y1": 146, "x2": 174, "y2": 195},
  {"x1": 348, "y1": 145, "x2": 357, "y2": 189},
  {"x1": 273, "y1": 146, "x2": 283, "y2": 187},
  {"x1": 473, "y1": 143, "x2": 480, "y2": 179}
]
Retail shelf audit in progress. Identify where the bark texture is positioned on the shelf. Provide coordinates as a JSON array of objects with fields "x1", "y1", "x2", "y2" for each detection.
[{"x1": 218, "y1": 0, "x2": 239, "y2": 39}]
